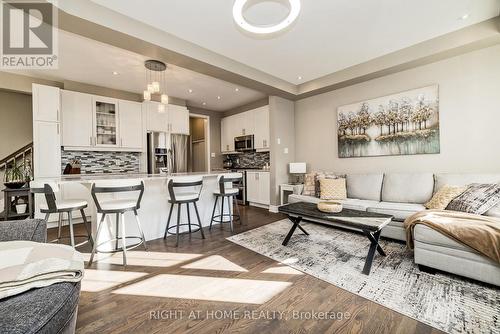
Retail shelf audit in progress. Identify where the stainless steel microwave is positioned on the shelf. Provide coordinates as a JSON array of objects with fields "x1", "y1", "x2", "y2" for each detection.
[{"x1": 234, "y1": 135, "x2": 254, "y2": 152}]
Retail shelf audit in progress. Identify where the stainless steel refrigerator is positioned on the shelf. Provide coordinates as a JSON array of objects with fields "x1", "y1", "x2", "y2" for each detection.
[{"x1": 147, "y1": 132, "x2": 189, "y2": 174}]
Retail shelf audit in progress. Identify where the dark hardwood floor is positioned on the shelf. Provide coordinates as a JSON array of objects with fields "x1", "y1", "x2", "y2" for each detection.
[{"x1": 48, "y1": 206, "x2": 442, "y2": 334}]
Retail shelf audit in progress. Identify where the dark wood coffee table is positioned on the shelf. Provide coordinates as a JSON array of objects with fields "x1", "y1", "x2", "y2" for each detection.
[{"x1": 279, "y1": 202, "x2": 393, "y2": 275}]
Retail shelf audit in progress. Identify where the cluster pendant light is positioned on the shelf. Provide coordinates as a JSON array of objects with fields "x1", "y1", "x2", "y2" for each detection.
[{"x1": 143, "y1": 60, "x2": 169, "y2": 113}]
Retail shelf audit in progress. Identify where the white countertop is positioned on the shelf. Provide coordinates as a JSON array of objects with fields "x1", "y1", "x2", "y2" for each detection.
[{"x1": 34, "y1": 171, "x2": 230, "y2": 182}]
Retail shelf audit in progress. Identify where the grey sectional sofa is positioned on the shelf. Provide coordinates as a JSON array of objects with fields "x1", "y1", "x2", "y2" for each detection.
[
  {"x1": 0, "y1": 219, "x2": 80, "y2": 334},
  {"x1": 288, "y1": 173, "x2": 500, "y2": 286}
]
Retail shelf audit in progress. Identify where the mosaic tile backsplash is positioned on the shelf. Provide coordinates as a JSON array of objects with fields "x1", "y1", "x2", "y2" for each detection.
[
  {"x1": 61, "y1": 150, "x2": 140, "y2": 174},
  {"x1": 227, "y1": 151, "x2": 270, "y2": 169}
]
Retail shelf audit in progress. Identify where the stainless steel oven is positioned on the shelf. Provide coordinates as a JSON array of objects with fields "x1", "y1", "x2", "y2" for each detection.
[{"x1": 234, "y1": 135, "x2": 254, "y2": 152}]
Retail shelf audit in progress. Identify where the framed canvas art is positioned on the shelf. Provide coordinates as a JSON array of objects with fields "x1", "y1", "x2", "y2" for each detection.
[{"x1": 337, "y1": 85, "x2": 440, "y2": 158}]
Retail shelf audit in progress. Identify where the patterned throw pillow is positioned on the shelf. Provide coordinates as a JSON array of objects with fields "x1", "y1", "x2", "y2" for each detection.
[
  {"x1": 302, "y1": 172, "x2": 317, "y2": 196},
  {"x1": 315, "y1": 172, "x2": 346, "y2": 198},
  {"x1": 425, "y1": 185, "x2": 467, "y2": 210},
  {"x1": 320, "y1": 178, "x2": 347, "y2": 200},
  {"x1": 446, "y1": 183, "x2": 500, "y2": 214}
]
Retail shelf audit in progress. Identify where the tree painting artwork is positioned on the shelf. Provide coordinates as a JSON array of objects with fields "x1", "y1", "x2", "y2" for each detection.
[{"x1": 337, "y1": 85, "x2": 440, "y2": 158}]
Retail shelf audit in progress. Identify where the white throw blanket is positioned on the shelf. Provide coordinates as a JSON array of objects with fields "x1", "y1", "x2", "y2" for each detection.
[{"x1": 0, "y1": 241, "x2": 84, "y2": 299}]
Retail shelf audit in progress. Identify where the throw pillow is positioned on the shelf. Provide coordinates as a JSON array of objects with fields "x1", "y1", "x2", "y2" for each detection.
[
  {"x1": 424, "y1": 185, "x2": 467, "y2": 210},
  {"x1": 320, "y1": 178, "x2": 347, "y2": 200},
  {"x1": 315, "y1": 172, "x2": 346, "y2": 198},
  {"x1": 446, "y1": 183, "x2": 500, "y2": 214},
  {"x1": 302, "y1": 172, "x2": 317, "y2": 196}
]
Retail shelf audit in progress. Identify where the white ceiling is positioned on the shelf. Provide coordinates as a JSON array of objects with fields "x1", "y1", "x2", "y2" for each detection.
[
  {"x1": 90, "y1": 0, "x2": 500, "y2": 85},
  {"x1": 8, "y1": 31, "x2": 266, "y2": 111}
]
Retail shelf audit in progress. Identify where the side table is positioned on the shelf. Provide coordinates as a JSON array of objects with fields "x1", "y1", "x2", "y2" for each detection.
[
  {"x1": 280, "y1": 183, "x2": 304, "y2": 206},
  {"x1": 2, "y1": 187, "x2": 34, "y2": 220}
]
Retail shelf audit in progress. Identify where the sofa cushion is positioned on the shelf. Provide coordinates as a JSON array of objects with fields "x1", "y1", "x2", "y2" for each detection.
[
  {"x1": 446, "y1": 183, "x2": 500, "y2": 215},
  {"x1": 366, "y1": 202, "x2": 426, "y2": 221},
  {"x1": 434, "y1": 173, "x2": 500, "y2": 193},
  {"x1": 315, "y1": 172, "x2": 345, "y2": 197},
  {"x1": 302, "y1": 172, "x2": 316, "y2": 196},
  {"x1": 0, "y1": 281, "x2": 80, "y2": 334},
  {"x1": 413, "y1": 224, "x2": 471, "y2": 252},
  {"x1": 320, "y1": 178, "x2": 347, "y2": 200},
  {"x1": 382, "y1": 173, "x2": 434, "y2": 204},
  {"x1": 346, "y1": 173, "x2": 384, "y2": 201},
  {"x1": 485, "y1": 203, "x2": 500, "y2": 218},
  {"x1": 424, "y1": 185, "x2": 467, "y2": 210}
]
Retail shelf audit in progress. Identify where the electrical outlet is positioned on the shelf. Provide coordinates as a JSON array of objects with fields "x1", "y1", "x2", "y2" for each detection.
[
  {"x1": 277, "y1": 138, "x2": 281, "y2": 145},
  {"x1": 211, "y1": 152, "x2": 216, "y2": 158},
  {"x1": 284, "y1": 147, "x2": 289, "y2": 154}
]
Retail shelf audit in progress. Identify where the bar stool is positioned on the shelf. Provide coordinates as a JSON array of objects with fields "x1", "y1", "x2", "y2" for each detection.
[
  {"x1": 30, "y1": 182, "x2": 93, "y2": 248},
  {"x1": 210, "y1": 173, "x2": 243, "y2": 233},
  {"x1": 88, "y1": 180, "x2": 147, "y2": 267},
  {"x1": 163, "y1": 176, "x2": 205, "y2": 247}
]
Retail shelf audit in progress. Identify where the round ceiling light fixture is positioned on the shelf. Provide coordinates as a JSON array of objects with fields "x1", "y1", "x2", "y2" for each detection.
[{"x1": 233, "y1": 0, "x2": 301, "y2": 35}]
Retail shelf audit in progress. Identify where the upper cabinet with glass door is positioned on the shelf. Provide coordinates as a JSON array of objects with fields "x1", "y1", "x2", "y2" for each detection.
[{"x1": 93, "y1": 96, "x2": 119, "y2": 147}]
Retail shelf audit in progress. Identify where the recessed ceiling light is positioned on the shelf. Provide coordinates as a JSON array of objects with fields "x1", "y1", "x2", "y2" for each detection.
[
  {"x1": 233, "y1": 0, "x2": 301, "y2": 35},
  {"x1": 460, "y1": 14, "x2": 469, "y2": 20},
  {"x1": 217, "y1": 96, "x2": 221, "y2": 100},
  {"x1": 235, "y1": 88, "x2": 239, "y2": 92},
  {"x1": 112, "y1": 71, "x2": 119, "y2": 75},
  {"x1": 188, "y1": 89, "x2": 193, "y2": 93},
  {"x1": 202, "y1": 102, "x2": 207, "y2": 106},
  {"x1": 297, "y1": 76, "x2": 303, "y2": 80}
]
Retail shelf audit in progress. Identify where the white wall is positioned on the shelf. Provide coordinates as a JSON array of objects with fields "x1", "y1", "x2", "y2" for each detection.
[
  {"x1": 295, "y1": 44, "x2": 500, "y2": 174},
  {"x1": 270, "y1": 96, "x2": 295, "y2": 206}
]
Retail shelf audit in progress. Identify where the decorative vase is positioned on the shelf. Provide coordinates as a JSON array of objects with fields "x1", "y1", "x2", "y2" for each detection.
[
  {"x1": 317, "y1": 201, "x2": 343, "y2": 213},
  {"x1": 15, "y1": 204, "x2": 27, "y2": 214},
  {"x1": 4, "y1": 181, "x2": 26, "y2": 189}
]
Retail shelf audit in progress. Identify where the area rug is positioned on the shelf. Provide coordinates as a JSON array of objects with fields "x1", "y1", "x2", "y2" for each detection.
[{"x1": 227, "y1": 219, "x2": 500, "y2": 334}]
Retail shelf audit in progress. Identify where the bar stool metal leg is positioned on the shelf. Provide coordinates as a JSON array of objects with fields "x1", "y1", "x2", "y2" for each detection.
[
  {"x1": 228, "y1": 196, "x2": 234, "y2": 233},
  {"x1": 234, "y1": 195, "x2": 242, "y2": 225},
  {"x1": 209, "y1": 197, "x2": 217, "y2": 230},
  {"x1": 88, "y1": 214, "x2": 106, "y2": 267},
  {"x1": 57, "y1": 213, "x2": 62, "y2": 241},
  {"x1": 164, "y1": 204, "x2": 174, "y2": 239},
  {"x1": 80, "y1": 209, "x2": 94, "y2": 247},
  {"x1": 220, "y1": 196, "x2": 225, "y2": 228},
  {"x1": 68, "y1": 212, "x2": 75, "y2": 248},
  {"x1": 186, "y1": 203, "x2": 192, "y2": 234},
  {"x1": 134, "y1": 209, "x2": 147, "y2": 250},
  {"x1": 115, "y1": 213, "x2": 120, "y2": 250},
  {"x1": 120, "y1": 213, "x2": 127, "y2": 266},
  {"x1": 176, "y1": 204, "x2": 181, "y2": 247},
  {"x1": 193, "y1": 202, "x2": 205, "y2": 239}
]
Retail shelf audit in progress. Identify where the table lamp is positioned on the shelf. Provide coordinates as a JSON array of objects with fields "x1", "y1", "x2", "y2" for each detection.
[{"x1": 289, "y1": 162, "x2": 307, "y2": 184}]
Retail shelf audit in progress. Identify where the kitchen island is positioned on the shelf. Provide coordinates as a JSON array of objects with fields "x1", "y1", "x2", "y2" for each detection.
[{"x1": 33, "y1": 172, "x2": 233, "y2": 247}]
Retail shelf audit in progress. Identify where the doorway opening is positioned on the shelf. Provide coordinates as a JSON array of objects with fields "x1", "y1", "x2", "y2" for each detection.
[{"x1": 188, "y1": 114, "x2": 210, "y2": 172}]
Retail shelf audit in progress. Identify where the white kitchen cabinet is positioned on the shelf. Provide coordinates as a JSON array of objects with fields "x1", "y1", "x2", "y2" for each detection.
[
  {"x1": 220, "y1": 105, "x2": 269, "y2": 152},
  {"x1": 145, "y1": 101, "x2": 169, "y2": 132},
  {"x1": 254, "y1": 106, "x2": 270, "y2": 150},
  {"x1": 61, "y1": 90, "x2": 93, "y2": 147},
  {"x1": 93, "y1": 96, "x2": 119, "y2": 147},
  {"x1": 33, "y1": 121, "x2": 61, "y2": 178},
  {"x1": 169, "y1": 104, "x2": 190, "y2": 135},
  {"x1": 32, "y1": 84, "x2": 60, "y2": 122},
  {"x1": 246, "y1": 171, "x2": 270, "y2": 206},
  {"x1": 241, "y1": 110, "x2": 255, "y2": 136},
  {"x1": 119, "y1": 100, "x2": 143, "y2": 149}
]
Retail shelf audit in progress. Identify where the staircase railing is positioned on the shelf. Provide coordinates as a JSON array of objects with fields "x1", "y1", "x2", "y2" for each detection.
[{"x1": 0, "y1": 142, "x2": 33, "y2": 171}]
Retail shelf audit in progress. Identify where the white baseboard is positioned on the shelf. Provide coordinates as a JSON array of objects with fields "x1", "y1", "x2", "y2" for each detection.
[
  {"x1": 248, "y1": 202, "x2": 269, "y2": 210},
  {"x1": 269, "y1": 205, "x2": 280, "y2": 213}
]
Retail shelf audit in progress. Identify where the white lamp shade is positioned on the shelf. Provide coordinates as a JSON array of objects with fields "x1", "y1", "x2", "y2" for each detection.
[{"x1": 289, "y1": 162, "x2": 306, "y2": 174}]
